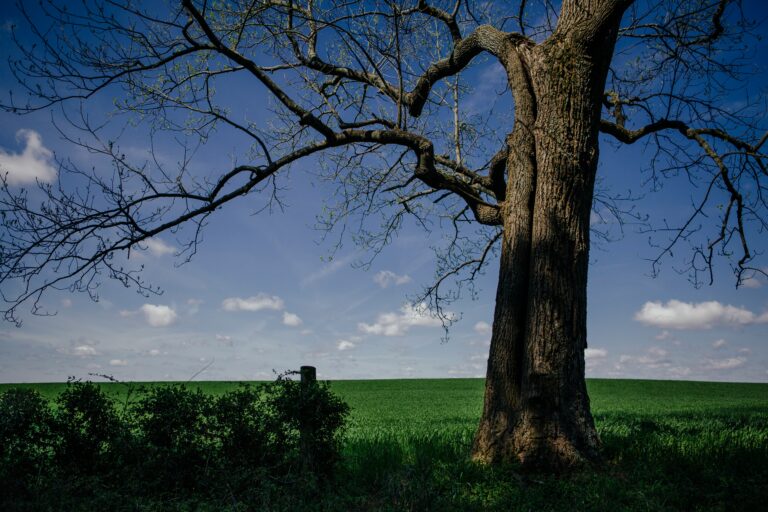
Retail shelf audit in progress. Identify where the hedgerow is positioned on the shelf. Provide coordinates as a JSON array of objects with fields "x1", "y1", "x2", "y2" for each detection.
[{"x1": 0, "y1": 372, "x2": 349, "y2": 510}]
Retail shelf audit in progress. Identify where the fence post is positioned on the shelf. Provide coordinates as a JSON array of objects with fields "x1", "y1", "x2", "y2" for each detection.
[
  {"x1": 300, "y1": 365, "x2": 316, "y2": 385},
  {"x1": 299, "y1": 365, "x2": 316, "y2": 474}
]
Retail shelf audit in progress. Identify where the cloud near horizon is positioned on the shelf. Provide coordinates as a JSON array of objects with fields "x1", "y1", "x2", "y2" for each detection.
[
  {"x1": 0, "y1": 129, "x2": 57, "y2": 185},
  {"x1": 358, "y1": 302, "x2": 445, "y2": 336},
  {"x1": 585, "y1": 348, "x2": 608, "y2": 360},
  {"x1": 634, "y1": 300, "x2": 768, "y2": 329}
]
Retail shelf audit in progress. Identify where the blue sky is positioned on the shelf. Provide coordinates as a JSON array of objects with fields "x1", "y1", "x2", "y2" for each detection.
[{"x1": 0, "y1": 1, "x2": 766, "y2": 383}]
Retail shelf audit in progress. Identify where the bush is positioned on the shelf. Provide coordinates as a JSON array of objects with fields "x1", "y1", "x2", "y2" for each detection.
[
  {"x1": 263, "y1": 373, "x2": 350, "y2": 478},
  {"x1": 0, "y1": 388, "x2": 54, "y2": 498},
  {"x1": 51, "y1": 379, "x2": 124, "y2": 475},
  {"x1": 0, "y1": 371, "x2": 350, "y2": 509},
  {"x1": 131, "y1": 385, "x2": 216, "y2": 493}
]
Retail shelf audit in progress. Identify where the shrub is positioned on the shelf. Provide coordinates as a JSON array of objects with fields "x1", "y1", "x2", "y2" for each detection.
[
  {"x1": 212, "y1": 384, "x2": 272, "y2": 468},
  {"x1": 51, "y1": 379, "x2": 124, "y2": 475},
  {"x1": 263, "y1": 373, "x2": 350, "y2": 478},
  {"x1": 0, "y1": 371, "x2": 350, "y2": 508},
  {"x1": 0, "y1": 388, "x2": 54, "y2": 497},
  {"x1": 131, "y1": 385, "x2": 216, "y2": 493}
]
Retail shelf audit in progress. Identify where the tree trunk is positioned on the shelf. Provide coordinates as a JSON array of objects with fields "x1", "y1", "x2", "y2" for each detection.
[{"x1": 472, "y1": 4, "x2": 623, "y2": 471}]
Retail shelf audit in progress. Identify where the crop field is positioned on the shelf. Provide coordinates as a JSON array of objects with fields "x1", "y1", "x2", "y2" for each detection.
[{"x1": 2, "y1": 378, "x2": 767, "y2": 510}]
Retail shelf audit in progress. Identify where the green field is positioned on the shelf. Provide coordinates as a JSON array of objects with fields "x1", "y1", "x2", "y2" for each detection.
[{"x1": 2, "y1": 378, "x2": 767, "y2": 510}]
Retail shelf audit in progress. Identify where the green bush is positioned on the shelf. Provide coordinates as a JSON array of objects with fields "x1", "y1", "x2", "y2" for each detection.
[
  {"x1": 131, "y1": 385, "x2": 216, "y2": 493},
  {"x1": 0, "y1": 388, "x2": 54, "y2": 498},
  {"x1": 264, "y1": 373, "x2": 350, "y2": 478},
  {"x1": 0, "y1": 371, "x2": 350, "y2": 509},
  {"x1": 51, "y1": 379, "x2": 125, "y2": 475}
]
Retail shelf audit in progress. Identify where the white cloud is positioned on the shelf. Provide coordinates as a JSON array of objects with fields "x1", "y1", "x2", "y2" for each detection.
[
  {"x1": 373, "y1": 270, "x2": 412, "y2": 288},
  {"x1": 147, "y1": 349, "x2": 161, "y2": 356},
  {"x1": 109, "y1": 359, "x2": 128, "y2": 367},
  {"x1": 215, "y1": 334, "x2": 233, "y2": 346},
  {"x1": 337, "y1": 340, "x2": 356, "y2": 351},
  {"x1": 222, "y1": 294, "x2": 284, "y2": 312},
  {"x1": 712, "y1": 338, "x2": 727, "y2": 349},
  {"x1": 585, "y1": 348, "x2": 608, "y2": 359},
  {"x1": 139, "y1": 304, "x2": 177, "y2": 327},
  {"x1": 143, "y1": 237, "x2": 175, "y2": 257},
  {"x1": 61, "y1": 298, "x2": 73, "y2": 308},
  {"x1": 473, "y1": 321, "x2": 492, "y2": 335},
  {"x1": 358, "y1": 302, "x2": 445, "y2": 336},
  {"x1": 282, "y1": 311, "x2": 303, "y2": 326},
  {"x1": 741, "y1": 277, "x2": 762, "y2": 288},
  {"x1": 0, "y1": 129, "x2": 57, "y2": 185},
  {"x1": 702, "y1": 357, "x2": 747, "y2": 371},
  {"x1": 634, "y1": 300, "x2": 768, "y2": 329},
  {"x1": 655, "y1": 330, "x2": 672, "y2": 341},
  {"x1": 66, "y1": 345, "x2": 99, "y2": 357},
  {"x1": 617, "y1": 346, "x2": 670, "y2": 368}
]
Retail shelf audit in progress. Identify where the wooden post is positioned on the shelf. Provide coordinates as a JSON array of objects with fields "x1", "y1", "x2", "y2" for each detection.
[
  {"x1": 299, "y1": 365, "x2": 316, "y2": 474},
  {"x1": 300, "y1": 365, "x2": 316, "y2": 385}
]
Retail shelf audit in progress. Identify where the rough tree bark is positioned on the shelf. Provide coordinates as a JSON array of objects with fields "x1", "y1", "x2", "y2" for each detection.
[{"x1": 472, "y1": 1, "x2": 625, "y2": 470}]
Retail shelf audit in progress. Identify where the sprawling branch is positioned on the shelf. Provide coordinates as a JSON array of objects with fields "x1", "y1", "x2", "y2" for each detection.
[{"x1": 1, "y1": 0, "x2": 766, "y2": 323}]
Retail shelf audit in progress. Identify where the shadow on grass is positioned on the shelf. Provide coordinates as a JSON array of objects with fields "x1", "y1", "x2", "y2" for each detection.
[{"x1": 335, "y1": 411, "x2": 768, "y2": 512}]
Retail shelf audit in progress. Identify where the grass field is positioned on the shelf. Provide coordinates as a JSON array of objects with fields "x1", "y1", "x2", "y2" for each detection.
[{"x1": 2, "y1": 378, "x2": 767, "y2": 510}]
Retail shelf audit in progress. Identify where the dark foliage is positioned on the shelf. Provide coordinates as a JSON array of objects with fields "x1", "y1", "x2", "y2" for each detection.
[
  {"x1": 0, "y1": 388, "x2": 54, "y2": 499},
  {"x1": 0, "y1": 373, "x2": 349, "y2": 510}
]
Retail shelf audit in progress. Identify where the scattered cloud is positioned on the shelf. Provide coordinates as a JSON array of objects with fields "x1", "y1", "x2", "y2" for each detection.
[
  {"x1": 222, "y1": 294, "x2": 284, "y2": 312},
  {"x1": 143, "y1": 237, "x2": 175, "y2": 257},
  {"x1": 712, "y1": 338, "x2": 727, "y2": 349},
  {"x1": 358, "y1": 302, "x2": 445, "y2": 336},
  {"x1": 738, "y1": 347, "x2": 751, "y2": 354},
  {"x1": 473, "y1": 321, "x2": 492, "y2": 335},
  {"x1": 109, "y1": 359, "x2": 128, "y2": 367},
  {"x1": 585, "y1": 348, "x2": 608, "y2": 360},
  {"x1": 634, "y1": 300, "x2": 768, "y2": 329},
  {"x1": 702, "y1": 357, "x2": 747, "y2": 371},
  {"x1": 282, "y1": 312, "x2": 303, "y2": 326},
  {"x1": 373, "y1": 270, "x2": 412, "y2": 288},
  {"x1": 740, "y1": 270, "x2": 766, "y2": 289},
  {"x1": 139, "y1": 304, "x2": 177, "y2": 327},
  {"x1": 215, "y1": 334, "x2": 233, "y2": 346},
  {"x1": 59, "y1": 344, "x2": 99, "y2": 357},
  {"x1": 301, "y1": 254, "x2": 355, "y2": 286},
  {"x1": 0, "y1": 129, "x2": 57, "y2": 185},
  {"x1": 337, "y1": 339, "x2": 356, "y2": 351},
  {"x1": 147, "y1": 349, "x2": 161, "y2": 356},
  {"x1": 61, "y1": 298, "x2": 73, "y2": 308},
  {"x1": 186, "y1": 298, "x2": 203, "y2": 315},
  {"x1": 655, "y1": 330, "x2": 672, "y2": 341},
  {"x1": 618, "y1": 346, "x2": 670, "y2": 368}
]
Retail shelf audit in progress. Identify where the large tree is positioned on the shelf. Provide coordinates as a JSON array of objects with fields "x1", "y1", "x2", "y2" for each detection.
[{"x1": 1, "y1": 0, "x2": 765, "y2": 470}]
